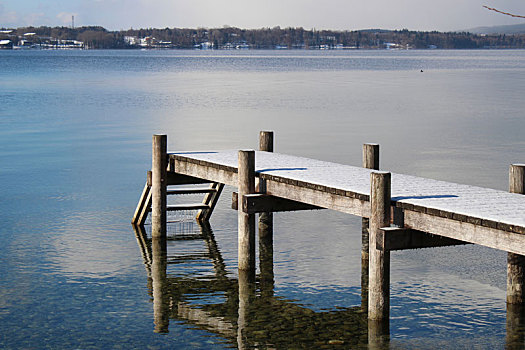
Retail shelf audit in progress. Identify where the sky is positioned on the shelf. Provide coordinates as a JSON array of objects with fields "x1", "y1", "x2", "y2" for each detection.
[{"x1": 1, "y1": 0, "x2": 525, "y2": 32}]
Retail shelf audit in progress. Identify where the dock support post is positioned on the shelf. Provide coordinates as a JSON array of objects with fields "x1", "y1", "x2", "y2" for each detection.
[
  {"x1": 152, "y1": 135, "x2": 167, "y2": 239},
  {"x1": 368, "y1": 171, "x2": 391, "y2": 321},
  {"x1": 508, "y1": 164, "x2": 525, "y2": 304},
  {"x1": 259, "y1": 131, "x2": 274, "y2": 296},
  {"x1": 238, "y1": 150, "x2": 256, "y2": 274},
  {"x1": 362, "y1": 143, "x2": 379, "y2": 311}
]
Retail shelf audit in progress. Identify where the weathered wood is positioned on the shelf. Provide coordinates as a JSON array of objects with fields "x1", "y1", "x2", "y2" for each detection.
[
  {"x1": 166, "y1": 187, "x2": 216, "y2": 195},
  {"x1": 137, "y1": 191, "x2": 152, "y2": 226},
  {"x1": 238, "y1": 150, "x2": 256, "y2": 272},
  {"x1": 377, "y1": 227, "x2": 468, "y2": 251},
  {"x1": 363, "y1": 143, "x2": 380, "y2": 170},
  {"x1": 369, "y1": 171, "x2": 391, "y2": 321},
  {"x1": 232, "y1": 192, "x2": 323, "y2": 213},
  {"x1": 508, "y1": 164, "x2": 525, "y2": 304},
  {"x1": 132, "y1": 182, "x2": 151, "y2": 225},
  {"x1": 196, "y1": 182, "x2": 225, "y2": 222},
  {"x1": 265, "y1": 180, "x2": 370, "y2": 217},
  {"x1": 152, "y1": 135, "x2": 167, "y2": 239},
  {"x1": 147, "y1": 203, "x2": 210, "y2": 212},
  {"x1": 404, "y1": 210, "x2": 525, "y2": 256},
  {"x1": 170, "y1": 154, "x2": 237, "y2": 186},
  {"x1": 259, "y1": 130, "x2": 274, "y2": 153},
  {"x1": 510, "y1": 164, "x2": 525, "y2": 194},
  {"x1": 362, "y1": 143, "x2": 379, "y2": 311},
  {"x1": 258, "y1": 131, "x2": 275, "y2": 296}
]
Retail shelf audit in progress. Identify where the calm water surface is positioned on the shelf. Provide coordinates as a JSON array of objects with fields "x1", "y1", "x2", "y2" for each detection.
[{"x1": 1, "y1": 49, "x2": 525, "y2": 349}]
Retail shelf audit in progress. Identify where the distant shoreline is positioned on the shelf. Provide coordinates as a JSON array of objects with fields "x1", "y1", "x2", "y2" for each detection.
[{"x1": 2, "y1": 26, "x2": 525, "y2": 50}]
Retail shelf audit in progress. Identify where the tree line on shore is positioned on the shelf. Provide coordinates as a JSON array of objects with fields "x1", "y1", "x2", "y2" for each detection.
[{"x1": 2, "y1": 25, "x2": 525, "y2": 49}]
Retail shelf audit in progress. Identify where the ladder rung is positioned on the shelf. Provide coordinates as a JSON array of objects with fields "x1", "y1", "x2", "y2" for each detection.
[
  {"x1": 166, "y1": 188, "x2": 216, "y2": 195},
  {"x1": 147, "y1": 203, "x2": 210, "y2": 212},
  {"x1": 167, "y1": 203, "x2": 210, "y2": 211}
]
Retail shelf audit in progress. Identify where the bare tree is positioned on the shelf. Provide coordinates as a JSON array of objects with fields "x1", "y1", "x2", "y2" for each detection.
[{"x1": 483, "y1": 5, "x2": 525, "y2": 18}]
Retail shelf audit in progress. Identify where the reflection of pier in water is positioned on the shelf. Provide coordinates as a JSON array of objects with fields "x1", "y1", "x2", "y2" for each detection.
[{"x1": 133, "y1": 221, "x2": 373, "y2": 348}]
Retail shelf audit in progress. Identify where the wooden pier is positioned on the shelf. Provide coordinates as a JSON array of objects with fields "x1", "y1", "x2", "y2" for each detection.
[{"x1": 133, "y1": 132, "x2": 525, "y2": 324}]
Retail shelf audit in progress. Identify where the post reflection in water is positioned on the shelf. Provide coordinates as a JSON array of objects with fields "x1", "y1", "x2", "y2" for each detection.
[
  {"x1": 237, "y1": 269, "x2": 255, "y2": 350},
  {"x1": 259, "y1": 212, "x2": 274, "y2": 298},
  {"x1": 133, "y1": 220, "x2": 396, "y2": 348},
  {"x1": 151, "y1": 235, "x2": 169, "y2": 333},
  {"x1": 368, "y1": 319, "x2": 390, "y2": 350},
  {"x1": 507, "y1": 303, "x2": 525, "y2": 350}
]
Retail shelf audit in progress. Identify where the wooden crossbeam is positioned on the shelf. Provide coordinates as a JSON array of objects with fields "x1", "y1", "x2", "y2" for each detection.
[
  {"x1": 148, "y1": 203, "x2": 210, "y2": 212},
  {"x1": 146, "y1": 170, "x2": 211, "y2": 186},
  {"x1": 167, "y1": 187, "x2": 216, "y2": 195},
  {"x1": 377, "y1": 227, "x2": 468, "y2": 251},
  {"x1": 232, "y1": 192, "x2": 323, "y2": 214}
]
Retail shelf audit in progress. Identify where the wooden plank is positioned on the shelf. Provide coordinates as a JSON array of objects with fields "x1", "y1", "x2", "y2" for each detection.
[
  {"x1": 404, "y1": 210, "x2": 525, "y2": 256},
  {"x1": 377, "y1": 227, "x2": 468, "y2": 251},
  {"x1": 169, "y1": 150, "x2": 525, "y2": 235},
  {"x1": 196, "y1": 182, "x2": 224, "y2": 221},
  {"x1": 137, "y1": 191, "x2": 152, "y2": 226},
  {"x1": 147, "y1": 203, "x2": 209, "y2": 212},
  {"x1": 265, "y1": 179, "x2": 370, "y2": 217},
  {"x1": 231, "y1": 192, "x2": 323, "y2": 214},
  {"x1": 166, "y1": 187, "x2": 216, "y2": 195},
  {"x1": 171, "y1": 154, "x2": 237, "y2": 186},
  {"x1": 132, "y1": 182, "x2": 151, "y2": 224}
]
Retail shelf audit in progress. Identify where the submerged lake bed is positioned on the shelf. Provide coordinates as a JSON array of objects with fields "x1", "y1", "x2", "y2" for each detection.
[{"x1": 1, "y1": 49, "x2": 524, "y2": 349}]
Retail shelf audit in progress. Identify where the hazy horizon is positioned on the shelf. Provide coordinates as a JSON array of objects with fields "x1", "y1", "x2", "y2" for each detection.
[{"x1": 1, "y1": 0, "x2": 525, "y2": 33}]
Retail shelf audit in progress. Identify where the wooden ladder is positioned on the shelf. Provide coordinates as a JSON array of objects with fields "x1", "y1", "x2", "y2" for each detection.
[{"x1": 132, "y1": 171, "x2": 224, "y2": 226}]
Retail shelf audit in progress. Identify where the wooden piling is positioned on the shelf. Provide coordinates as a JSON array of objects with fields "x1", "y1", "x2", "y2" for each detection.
[
  {"x1": 363, "y1": 143, "x2": 380, "y2": 170},
  {"x1": 238, "y1": 150, "x2": 256, "y2": 272},
  {"x1": 362, "y1": 143, "x2": 380, "y2": 260},
  {"x1": 152, "y1": 135, "x2": 167, "y2": 239},
  {"x1": 508, "y1": 164, "x2": 525, "y2": 304},
  {"x1": 369, "y1": 171, "x2": 391, "y2": 320},
  {"x1": 361, "y1": 144, "x2": 379, "y2": 311},
  {"x1": 259, "y1": 131, "x2": 274, "y2": 296}
]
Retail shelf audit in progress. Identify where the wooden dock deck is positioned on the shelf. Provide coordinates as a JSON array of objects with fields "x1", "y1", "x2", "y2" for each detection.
[
  {"x1": 133, "y1": 132, "x2": 525, "y2": 325},
  {"x1": 171, "y1": 150, "x2": 525, "y2": 253}
]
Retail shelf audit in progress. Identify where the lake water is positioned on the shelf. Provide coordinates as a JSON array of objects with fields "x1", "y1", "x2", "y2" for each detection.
[{"x1": 1, "y1": 49, "x2": 525, "y2": 349}]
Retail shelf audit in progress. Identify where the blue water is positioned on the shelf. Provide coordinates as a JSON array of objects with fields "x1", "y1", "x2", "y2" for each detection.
[{"x1": 1, "y1": 49, "x2": 525, "y2": 349}]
